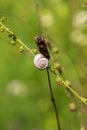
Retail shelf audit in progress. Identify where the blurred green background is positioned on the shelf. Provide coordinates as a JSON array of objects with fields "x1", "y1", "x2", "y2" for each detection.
[{"x1": 0, "y1": 0, "x2": 87, "y2": 130}]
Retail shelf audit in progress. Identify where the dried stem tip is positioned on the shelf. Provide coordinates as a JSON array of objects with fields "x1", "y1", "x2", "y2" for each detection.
[{"x1": 35, "y1": 36, "x2": 50, "y2": 59}]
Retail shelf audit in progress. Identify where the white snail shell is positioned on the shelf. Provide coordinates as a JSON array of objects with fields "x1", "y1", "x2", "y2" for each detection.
[{"x1": 34, "y1": 53, "x2": 49, "y2": 70}]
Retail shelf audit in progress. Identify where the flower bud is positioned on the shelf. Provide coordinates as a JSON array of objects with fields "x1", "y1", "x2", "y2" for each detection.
[
  {"x1": 52, "y1": 47, "x2": 59, "y2": 54},
  {"x1": 69, "y1": 102, "x2": 77, "y2": 112},
  {"x1": 11, "y1": 40, "x2": 16, "y2": 45},
  {"x1": 56, "y1": 77, "x2": 63, "y2": 86},
  {"x1": 0, "y1": 26, "x2": 4, "y2": 32},
  {"x1": 8, "y1": 32, "x2": 14, "y2": 37},
  {"x1": 0, "y1": 17, "x2": 5, "y2": 22},
  {"x1": 19, "y1": 46, "x2": 24, "y2": 53},
  {"x1": 65, "y1": 80, "x2": 71, "y2": 87}
]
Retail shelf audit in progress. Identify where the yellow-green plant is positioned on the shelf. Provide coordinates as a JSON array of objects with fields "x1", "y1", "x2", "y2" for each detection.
[{"x1": 0, "y1": 16, "x2": 87, "y2": 130}]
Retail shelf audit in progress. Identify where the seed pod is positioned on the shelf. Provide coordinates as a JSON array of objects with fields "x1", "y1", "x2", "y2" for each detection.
[
  {"x1": 0, "y1": 17, "x2": 5, "y2": 22},
  {"x1": 54, "y1": 62, "x2": 63, "y2": 75},
  {"x1": 32, "y1": 49, "x2": 38, "y2": 54},
  {"x1": 52, "y1": 47, "x2": 59, "y2": 54},
  {"x1": 8, "y1": 32, "x2": 14, "y2": 38},
  {"x1": 35, "y1": 36, "x2": 50, "y2": 59},
  {"x1": 69, "y1": 102, "x2": 77, "y2": 112},
  {"x1": 65, "y1": 80, "x2": 71, "y2": 87},
  {"x1": 56, "y1": 77, "x2": 63, "y2": 86},
  {"x1": 0, "y1": 26, "x2": 4, "y2": 32},
  {"x1": 11, "y1": 40, "x2": 16, "y2": 45},
  {"x1": 19, "y1": 46, "x2": 24, "y2": 53}
]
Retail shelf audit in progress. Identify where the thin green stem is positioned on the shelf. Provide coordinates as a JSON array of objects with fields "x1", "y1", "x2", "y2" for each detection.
[
  {"x1": 49, "y1": 67, "x2": 87, "y2": 106},
  {"x1": 0, "y1": 21, "x2": 34, "y2": 54},
  {"x1": 47, "y1": 68, "x2": 61, "y2": 130},
  {"x1": 34, "y1": 0, "x2": 43, "y2": 35},
  {"x1": 17, "y1": 38, "x2": 34, "y2": 54},
  {"x1": 58, "y1": 76, "x2": 87, "y2": 105},
  {"x1": 0, "y1": 18, "x2": 87, "y2": 106}
]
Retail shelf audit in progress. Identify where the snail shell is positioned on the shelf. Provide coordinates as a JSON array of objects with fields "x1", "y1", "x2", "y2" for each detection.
[{"x1": 34, "y1": 53, "x2": 49, "y2": 70}]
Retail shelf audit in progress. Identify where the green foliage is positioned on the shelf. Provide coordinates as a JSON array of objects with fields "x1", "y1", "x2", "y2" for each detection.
[{"x1": 0, "y1": 0, "x2": 87, "y2": 130}]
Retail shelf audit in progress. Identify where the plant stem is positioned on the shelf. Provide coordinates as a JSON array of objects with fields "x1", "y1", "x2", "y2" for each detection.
[
  {"x1": 49, "y1": 67, "x2": 87, "y2": 106},
  {"x1": 34, "y1": 0, "x2": 43, "y2": 35},
  {"x1": 0, "y1": 19, "x2": 87, "y2": 106},
  {"x1": 0, "y1": 21, "x2": 34, "y2": 54},
  {"x1": 17, "y1": 38, "x2": 34, "y2": 54},
  {"x1": 47, "y1": 68, "x2": 61, "y2": 130}
]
